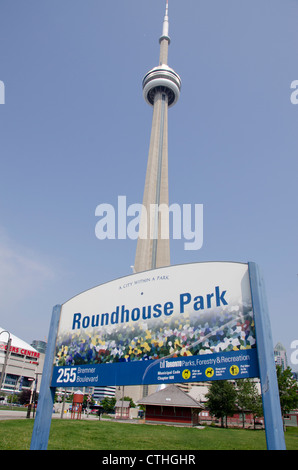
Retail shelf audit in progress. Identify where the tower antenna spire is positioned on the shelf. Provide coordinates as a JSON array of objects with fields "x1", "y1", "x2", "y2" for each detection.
[{"x1": 160, "y1": 0, "x2": 170, "y2": 48}]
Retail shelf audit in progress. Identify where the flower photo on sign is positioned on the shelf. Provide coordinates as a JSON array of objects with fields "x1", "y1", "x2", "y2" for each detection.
[{"x1": 55, "y1": 301, "x2": 256, "y2": 366}]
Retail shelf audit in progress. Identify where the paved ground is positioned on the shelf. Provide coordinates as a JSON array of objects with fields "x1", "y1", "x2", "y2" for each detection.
[
  {"x1": 0, "y1": 409, "x2": 204, "y2": 428},
  {"x1": 0, "y1": 408, "x2": 142, "y2": 423},
  {"x1": 0, "y1": 408, "x2": 102, "y2": 421},
  {"x1": 0, "y1": 409, "x2": 29, "y2": 420}
]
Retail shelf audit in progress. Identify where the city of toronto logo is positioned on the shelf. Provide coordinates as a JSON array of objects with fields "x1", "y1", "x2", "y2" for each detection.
[{"x1": 95, "y1": 196, "x2": 203, "y2": 251}]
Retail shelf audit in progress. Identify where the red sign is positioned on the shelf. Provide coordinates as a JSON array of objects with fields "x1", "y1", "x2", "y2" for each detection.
[{"x1": 0, "y1": 343, "x2": 40, "y2": 358}]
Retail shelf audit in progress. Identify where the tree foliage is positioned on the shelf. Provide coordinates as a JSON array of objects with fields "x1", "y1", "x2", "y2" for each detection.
[
  {"x1": 205, "y1": 366, "x2": 298, "y2": 429},
  {"x1": 205, "y1": 380, "x2": 237, "y2": 427},
  {"x1": 235, "y1": 378, "x2": 263, "y2": 428},
  {"x1": 101, "y1": 397, "x2": 116, "y2": 413},
  {"x1": 276, "y1": 366, "x2": 298, "y2": 417}
]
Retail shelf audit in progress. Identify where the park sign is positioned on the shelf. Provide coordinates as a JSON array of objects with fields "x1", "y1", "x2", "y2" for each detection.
[
  {"x1": 51, "y1": 262, "x2": 259, "y2": 387},
  {"x1": 31, "y1": 261, "x2": 286, "y2": 450}
]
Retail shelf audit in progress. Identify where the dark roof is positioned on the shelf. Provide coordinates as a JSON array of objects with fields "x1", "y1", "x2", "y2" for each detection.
[{"x1": 137, "y1": 385, "x2": 203, "y2": 409}]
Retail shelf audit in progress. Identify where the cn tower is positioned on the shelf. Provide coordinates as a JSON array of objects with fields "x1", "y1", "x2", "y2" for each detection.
[{"x1": 134, "y1": 1, "x2": 181, "y2": 273}]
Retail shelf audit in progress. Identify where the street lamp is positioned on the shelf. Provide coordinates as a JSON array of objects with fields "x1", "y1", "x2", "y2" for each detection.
[{"x1": 26, "y1": 377, "x2": 35, "y2": 418}]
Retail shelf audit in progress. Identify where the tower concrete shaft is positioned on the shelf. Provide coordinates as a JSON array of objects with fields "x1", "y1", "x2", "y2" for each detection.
[{"x1": 134, "y1": 1, "x2": 181, "y2": 273}]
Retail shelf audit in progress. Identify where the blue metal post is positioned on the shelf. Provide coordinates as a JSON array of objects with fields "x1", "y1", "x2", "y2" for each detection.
[
  {"x1": 30, "y1": 304, "x2": 61, "y2": 450},
  {"x1": 248, "y1": 262, "x2": 286, "y2": 450}
]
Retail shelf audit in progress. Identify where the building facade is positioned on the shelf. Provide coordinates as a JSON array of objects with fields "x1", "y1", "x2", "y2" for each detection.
[
  {"x1": 93, "y1": 386, "x2": 116, "y2": 402},
  {"x1": 0, "y1": 327, "x2": 44, "y2": 395},
  {"x1": 138, "y1": 385, "x2": 203, "y2": 426},
  {"x1": 274, "y1": 342, "x2": 288, "y2": 371}
]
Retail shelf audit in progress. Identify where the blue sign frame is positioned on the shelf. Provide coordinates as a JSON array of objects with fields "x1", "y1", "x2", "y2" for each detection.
[
  {"x1": 30, "y1": 262, "x2": 286, "y2": 450},
  {"x1": 248, "y1": 262, "x2": 286, "y2": 450}
]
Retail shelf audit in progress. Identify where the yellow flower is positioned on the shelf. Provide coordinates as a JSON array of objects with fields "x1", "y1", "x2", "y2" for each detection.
[{"x1": 91, "y1": 335, "x2": 100, "y2": 345}]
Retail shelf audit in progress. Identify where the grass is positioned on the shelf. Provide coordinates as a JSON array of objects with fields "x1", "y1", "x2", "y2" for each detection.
[{"x1": 0, "y1": 419, "x2": 297, "y2": 450}]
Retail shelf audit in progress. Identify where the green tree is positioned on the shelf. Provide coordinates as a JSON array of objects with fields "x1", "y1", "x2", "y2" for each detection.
[
  {"x1": 276, "y1": 366, "x2": 298, "y2": 425},
  {"x1": 235, "y1": 378, "x2": 262, "y2": 428},
  {"x1": 101, "y1": 397, "x2": 116, "y2": 413},
  {"x1": 205, "y1": 380, "x2": 237, "y2": 427},
  {"x1": 249, "y1": 392, "x2": 263, "y2": 429}
]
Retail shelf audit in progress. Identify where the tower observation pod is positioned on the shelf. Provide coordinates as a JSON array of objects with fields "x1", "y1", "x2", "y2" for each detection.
[
  {"x1": 143, "y1": 65, "x2": 181, "y2": 108},
  {"x1": 134, "y1": 1, "x2": 181, "y2": 273}
]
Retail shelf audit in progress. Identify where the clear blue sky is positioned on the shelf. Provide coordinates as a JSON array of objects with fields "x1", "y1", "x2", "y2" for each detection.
[{"x1": 0, "y1": 0, "x2": 297, "y2": 370}]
